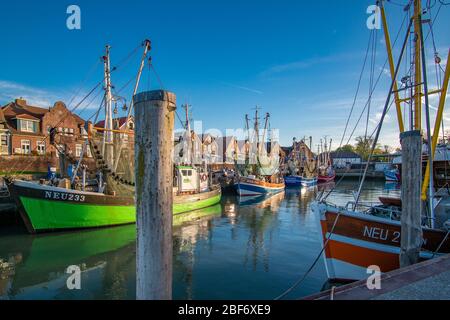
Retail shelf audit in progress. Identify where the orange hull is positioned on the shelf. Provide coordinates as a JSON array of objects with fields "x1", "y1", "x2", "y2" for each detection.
[{"x1": 313, "y1": 202, "x2": 450, "y2": 281}]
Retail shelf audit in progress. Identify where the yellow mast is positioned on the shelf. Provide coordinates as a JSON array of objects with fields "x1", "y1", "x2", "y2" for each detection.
[
  {"x1": 413, "y1": 0, "x2": 422, "y2": 130},
  {"x1": 380, "y1": 1, "x2": 404, "y2": 133},
  {"x1": 421, "y1": 49, "x2": 450, "y2": 200}
]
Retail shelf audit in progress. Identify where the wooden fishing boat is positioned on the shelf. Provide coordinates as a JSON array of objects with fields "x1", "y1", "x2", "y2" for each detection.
[
  {"x1": 284, "y1": 138, "x2": 311, "y2": 187},
  {"x1": 284, "y1": 175, "x2": 302, "y2": 187},
  {"x1": 384, "y1": 168, "x2": 400, "y2": 182},
  {"x1": 7, "y1": 43, "x2": 221, "y2": 234},
  {"x1": 235, "y1": 176, "x2": 284, "y2": 196},
  {"x1": 301, "y1": 177, "x2": 318, "y2": 187},
  {"x1": 312, "y1": 201, "x2": 450, "y2": 281},
  {"x1": 234, "y1": 108, "x2": 285, "y2": 196},
  {"x1": 312, "y1": 0, "x2": 450, "y2": 283},
  {"x1": 317, "y1": 137, "x2": 335, "y2": 184},
  {"x1": 9, "y1": 178, "x2": 221, "y2": 233},
  {"x1": 318, "y1": 172, "x2": 336, "y2": 183}
]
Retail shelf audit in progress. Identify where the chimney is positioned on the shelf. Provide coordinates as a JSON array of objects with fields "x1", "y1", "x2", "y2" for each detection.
[{"x1": 15, "y1": 98, "x2": 27, "y2": 107}]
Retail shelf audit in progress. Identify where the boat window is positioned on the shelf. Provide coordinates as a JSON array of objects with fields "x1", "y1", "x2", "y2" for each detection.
[{"x1": 182, "y1": 170, "x2": 188, "y2": 176}]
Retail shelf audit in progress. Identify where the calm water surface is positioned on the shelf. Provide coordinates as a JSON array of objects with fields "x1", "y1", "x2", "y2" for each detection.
[{"x1": 0, "y1": 180, "x2": 400, "y2": 300}]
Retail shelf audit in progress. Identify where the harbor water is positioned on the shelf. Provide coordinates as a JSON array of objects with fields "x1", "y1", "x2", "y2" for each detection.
[{"x1": 0, "y1": 180, "x2": 400, "y2": 300}]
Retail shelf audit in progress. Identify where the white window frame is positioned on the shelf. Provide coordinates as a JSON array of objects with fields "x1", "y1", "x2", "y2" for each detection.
[
  {"x1": 75, "y1": 144, "x2": 82, "y2": 157},
  {"x1": 86, "y1": 145, "x2": 92, "y2": 158},
  {"x1": 37, "y1": 141, "x2": 46, "y2": 155},
  {"x1": 21, "y1": 140, "x2": 31, "y2": 154},
  {"x1": 0, "y1": 134, "x2": 9, "y2": 155},
  {"x1": 20, "y1": 119, "x2": 36, "y2": 133}
]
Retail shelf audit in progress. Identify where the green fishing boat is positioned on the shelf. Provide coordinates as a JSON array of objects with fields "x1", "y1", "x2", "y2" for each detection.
[
  {"x1": 8, "y1": 42, "x2": 221, "y2": 234},
  {"x1": 9, "y1": 167, "x2": 221, "y2": 233}
]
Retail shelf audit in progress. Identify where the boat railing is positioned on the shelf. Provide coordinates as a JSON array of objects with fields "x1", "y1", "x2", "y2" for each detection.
[
  {"x1": 435, "y1": 183, "x2": 450, "y2": 197},
  {"x1": 345, "y1": 201, "x2": 402, "y2": 218}
]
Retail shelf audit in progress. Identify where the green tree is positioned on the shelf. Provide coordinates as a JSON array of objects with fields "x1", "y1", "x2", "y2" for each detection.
[
  {"x1": 335, "y1": 144, "x2": 354, "y2": 153},
  {"x1": 354, "y1": 136, "x2": 380, "y2": 160}
]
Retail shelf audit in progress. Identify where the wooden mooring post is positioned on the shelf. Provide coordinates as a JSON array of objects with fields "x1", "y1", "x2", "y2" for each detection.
[
  {"x1": 134, "y1": 90, "x2": 176, "y2": 300},
  {"x1": 399, "y1": 130, "x2": 423, "y2": 267}
]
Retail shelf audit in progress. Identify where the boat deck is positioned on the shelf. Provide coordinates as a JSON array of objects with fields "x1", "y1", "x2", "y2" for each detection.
[{"x1": 303, "y1": 254, "x2": 450, "y2": 300}]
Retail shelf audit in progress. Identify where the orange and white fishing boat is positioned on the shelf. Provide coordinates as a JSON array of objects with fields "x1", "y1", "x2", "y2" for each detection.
[
  {"x1": 312, "y1": 200, "x2": 450, "y2": 281},
  {"x1": 312, "y1": 1, "x2": 450, "y2": 282}
]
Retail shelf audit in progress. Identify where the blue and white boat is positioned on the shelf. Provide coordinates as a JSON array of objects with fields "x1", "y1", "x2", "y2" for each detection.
[
  {"x1": 235, "y1": 176, "x2": 285, "y2": 196},
  {"x1": 300, "y1": 177, "x2": 318, "y2": 187},
  {"x1": 284, "y1": 175, "x2": 302, "y2": 187},
  {"x1": 384, "y1": 168, "x2": 400, "y2": 182}
]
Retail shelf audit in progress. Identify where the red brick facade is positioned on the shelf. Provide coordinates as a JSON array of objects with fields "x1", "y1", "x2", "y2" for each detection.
[{"x1": 0, "y1": 98, "x2": 90, "y2": 159}]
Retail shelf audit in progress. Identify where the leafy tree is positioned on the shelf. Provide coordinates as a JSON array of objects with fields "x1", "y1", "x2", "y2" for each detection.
[
  {"x1": 354, "y1": 136, "x2": 380, "y2": 160},
  {"x1": 335, "y1": 144, "x2": 354, "y2": 153}
]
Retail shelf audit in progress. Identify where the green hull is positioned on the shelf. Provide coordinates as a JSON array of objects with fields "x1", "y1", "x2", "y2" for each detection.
[{"x1": 19, "y1": 192, "x2": 221, "y2": 232}]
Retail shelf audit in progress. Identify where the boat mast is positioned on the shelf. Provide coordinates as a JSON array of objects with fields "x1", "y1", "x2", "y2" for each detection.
[
  {"x1": 254, "y1": 107, "x2": 260, "y2": 148},
  {"x1": 354, "y1": 17, "x2": 414, "y2": 206},
  {"x1": 113, "y1": 40, "x2": 151, "y2": 173},
  {"x1": 126, "y1": 40, "x2": 151, "y2": 121},
  {"x1": 261, "y1": 112, "x2": 270, "y2": 153},
  {"x1": 183, "y1": 104, "x2": 193, "y2": 165},
  {"x1": 413, "y1": 0, "x2": 422, "y2": 131},
  {"x1": 329, "y1": 139, "x2": 333, "y2": 166},
  {"x1": 379, "y1": 0, "x2": 405, "y2": 133},
  {"x1": 245, "y1": 114, "x2": 250, "y2": 141},
  {"x1": 418, "y1": 8, "x2": 435, "y2": 227},
  {"x1": 102, "y1": 45, "x2": 114, "y2": 169}
]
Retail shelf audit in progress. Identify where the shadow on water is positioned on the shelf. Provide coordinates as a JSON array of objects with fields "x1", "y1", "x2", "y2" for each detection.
[{"x1": 0, "y1": 180, "x2": 400, "y2": 300}]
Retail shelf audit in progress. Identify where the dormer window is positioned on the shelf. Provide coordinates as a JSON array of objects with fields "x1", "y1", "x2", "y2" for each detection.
[{"x1": 21, "y1": 120, "x2": 33, "y2": 132}]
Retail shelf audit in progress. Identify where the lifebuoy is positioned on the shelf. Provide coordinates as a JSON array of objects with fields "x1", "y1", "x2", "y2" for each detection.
[{"x1": 201, "y1": 173, "x2": 208, "y2": 182}]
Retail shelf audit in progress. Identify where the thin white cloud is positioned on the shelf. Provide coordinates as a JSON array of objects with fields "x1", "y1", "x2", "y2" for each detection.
[
  {"x1": 0, "y1": 80, "x2": 102, "y2": 117},
  {"x1": 0, "y1": 80, "x2": 57, "y2": 107},
  {"x1": 260, "y1": 52, "x2": 359, "y2": 77},
  {"x1": 220, "y1": 82, "x2": 263, "y2": 95}
]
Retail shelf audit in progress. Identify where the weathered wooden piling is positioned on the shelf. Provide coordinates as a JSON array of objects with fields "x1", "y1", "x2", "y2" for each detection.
[
  {"x1": 134, "y1": 90, "x2": 176, "y2": 300},
  {"x1": 400, "y1": 130, "x2": 423, "y2": 267}
]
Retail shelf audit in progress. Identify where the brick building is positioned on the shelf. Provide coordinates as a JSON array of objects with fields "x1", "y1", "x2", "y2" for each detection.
[{"x1": 0, "y1": 98, "x2": 90, "y2": 159}]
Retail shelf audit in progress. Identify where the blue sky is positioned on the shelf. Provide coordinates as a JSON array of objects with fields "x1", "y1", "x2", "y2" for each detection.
[{"x1": 0, "y1": 0, "x2": 449, "y2": 148}]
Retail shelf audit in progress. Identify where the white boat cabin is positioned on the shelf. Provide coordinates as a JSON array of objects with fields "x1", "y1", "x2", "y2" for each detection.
[{"x1": 176, "y1": 166, "x2": 209, "y2": 193}]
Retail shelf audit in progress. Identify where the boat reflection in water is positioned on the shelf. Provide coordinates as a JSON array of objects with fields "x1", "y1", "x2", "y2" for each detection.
[
  {"x1": 384, "y1": 182, "x2": 401, "y2": 191},
  {"x1": 237, "y1": 191, "x2": 285, "y2": 209},
  {"x1": 0, "y1": 224, "x2": 136, "y2": 299},
  {"x1": 0, "y1": 204, "x2": 222, "y2": 300}
]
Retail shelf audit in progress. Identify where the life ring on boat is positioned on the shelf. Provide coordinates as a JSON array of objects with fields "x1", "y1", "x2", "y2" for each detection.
[{"x1": 200, "y1": 173, "x2": 208, "y2": 182}]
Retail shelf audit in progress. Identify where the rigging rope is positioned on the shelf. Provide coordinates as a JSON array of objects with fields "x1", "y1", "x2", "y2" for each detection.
[
  {"x1": 321, "y1": 5, "x2": 410, "y2": 201},
  {"x1": 7, "y1": 43, "x2": 146, "y2": 179},
  {"x1": 274, "y1": 212, "x2": 342, "y2": 300}
]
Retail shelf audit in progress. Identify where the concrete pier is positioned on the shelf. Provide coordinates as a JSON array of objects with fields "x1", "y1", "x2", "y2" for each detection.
[{"x1": 304, "y1": 254, "x2": 450, "y2": 300}]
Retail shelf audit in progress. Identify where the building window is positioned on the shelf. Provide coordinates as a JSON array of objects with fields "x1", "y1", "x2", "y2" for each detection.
[
  {"x1": 75, "y1": 144, "x2": 82, "y2": 157},
  {"x1": 86, "y1": 146, "x2": 92, "y2": 158},
  {"x1": 21, "y1": 140, "x2": 31, "y2": 154},
  {"x1": 37, "y1": 141, "x2": 46, "y2": 155},
  {"x1": 0, "y1": 134, "x2": 8, "y2": 154},
  {"x1": 20, "y1": 120, "x2": 37, "y2": 133}
]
